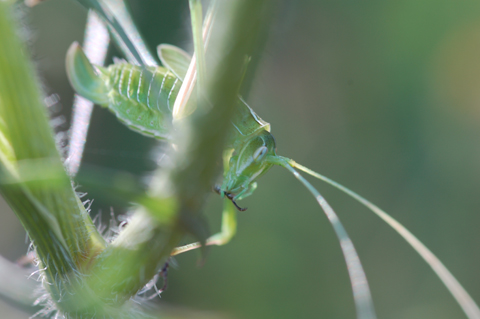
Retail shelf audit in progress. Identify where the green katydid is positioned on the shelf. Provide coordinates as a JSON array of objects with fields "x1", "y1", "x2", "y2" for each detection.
[{"x1": 65, "y1": 1, "x2": 480, "y2": 319}]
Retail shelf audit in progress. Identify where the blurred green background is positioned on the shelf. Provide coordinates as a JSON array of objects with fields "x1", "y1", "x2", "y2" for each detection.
[{"x1": 2, "y1": 0, "x2": 480, "y2": 318}]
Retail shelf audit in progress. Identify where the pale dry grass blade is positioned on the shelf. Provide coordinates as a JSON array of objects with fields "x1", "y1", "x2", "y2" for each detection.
[{"x1": 66, "y1": 11, "x2": 109, "y2": 176}]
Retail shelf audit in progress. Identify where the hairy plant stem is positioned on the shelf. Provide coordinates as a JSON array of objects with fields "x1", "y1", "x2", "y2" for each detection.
[
  {"x1": 77, "y1": 0, "x2": 273, "y2": 312},
  {"x1": 0, "y1": 2, "x2": 104, "y2": 303}
]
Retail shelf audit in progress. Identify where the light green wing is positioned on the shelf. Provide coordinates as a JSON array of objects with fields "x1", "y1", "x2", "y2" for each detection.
[{"x1": 157, "y1": 44, "x2": 191, "y2": 81}]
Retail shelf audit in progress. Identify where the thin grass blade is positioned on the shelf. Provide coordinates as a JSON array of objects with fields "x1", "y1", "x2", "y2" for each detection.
[
  {"x1": 102, "y1": 0, "x2": 158, "y2": 66},
  {"x1": 66, "y1": 10, "x2": 109, "y2": 177},
  {"x1": 75, "y1": 0, "x2": 145, "y2": 65}
]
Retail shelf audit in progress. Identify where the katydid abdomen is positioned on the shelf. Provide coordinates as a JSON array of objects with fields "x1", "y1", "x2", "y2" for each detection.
[
  {"x1": 67, "y1": 43, "x2": 179, "y2": 139},
  {"x1": 107, "y1": 63, "x2": 180, "y2": 139},
  {"x1": 67, "y1": 41, "x2": 277, "y2": 205},
  {"x1": 67, "y1": 42, "x2": 271, "y2": 147}
]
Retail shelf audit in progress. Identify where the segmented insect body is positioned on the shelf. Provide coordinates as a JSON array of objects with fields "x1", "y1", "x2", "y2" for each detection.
[
  {"x1": 67, "y1": 47, "x2": 179, "y2": 139},
  {"x1": 106, "y1": 63, "x2": 179, "y2": 139},
  {"x1": 67, "y1": 42, "x2": 276, "y2": 202}
]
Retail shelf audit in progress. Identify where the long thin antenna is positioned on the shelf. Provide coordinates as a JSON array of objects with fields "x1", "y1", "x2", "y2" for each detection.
[
  {"x1": 287, "y1": 158, "x2": 480, "y2": 319},
  {"x1": 270, "y1": 156, "x2": 376, "y2": 319}
]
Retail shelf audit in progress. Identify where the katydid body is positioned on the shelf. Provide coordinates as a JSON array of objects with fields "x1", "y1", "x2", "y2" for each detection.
[
  {"x1": 67, "y1": 42, "x2": 276, "y2": 207},
  {"x1": 66, "y1": 2, "x2": 480, "y2": 318},
  {"x1": 67, "y1": 39, "x2": 377, "y2": 319}
]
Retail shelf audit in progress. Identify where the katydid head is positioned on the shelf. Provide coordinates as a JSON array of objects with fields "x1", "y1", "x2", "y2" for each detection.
[{"x1": 219, "y1": 131, "x2": 277, "y2": 209}]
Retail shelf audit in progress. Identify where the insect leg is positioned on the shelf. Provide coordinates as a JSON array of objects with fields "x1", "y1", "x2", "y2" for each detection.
[
  {"x1": 235, "y1": 182, "x2": 257, "y2": 201},
  {"x1": 172, "y1": 151, "x2": 238, "y2": 256},
  {"x1": 171, "y1": 198, "x2": 237, "y2": 256},
  {"x1": 225, "y1": 192, "x2": 247, "y2": 212},
  {"x1": 157, "y1": 260, "x2": 169, "y2": 294},
  {"x1": 189, "y1": 0, "x2": 206, "y2": 90},
  {"x1": 172, "y1": 1, "x2": 217, "y2": 120},
  {"x1": 66, "y1": 10, "x2": 109, "y2": 177}
]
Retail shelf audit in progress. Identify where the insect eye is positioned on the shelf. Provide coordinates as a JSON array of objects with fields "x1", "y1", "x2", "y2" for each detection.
[{"x1": 253, "y1": 146, "x2": 268, "y2": 162}]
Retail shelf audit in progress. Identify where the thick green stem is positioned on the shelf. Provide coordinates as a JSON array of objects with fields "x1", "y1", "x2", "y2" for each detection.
[
  {"x1": 81, "y1": 0, "x2": 273, "y2": 310},
  {"x1": 0, "y1": 2, "x2": 104, "y2": 302}
]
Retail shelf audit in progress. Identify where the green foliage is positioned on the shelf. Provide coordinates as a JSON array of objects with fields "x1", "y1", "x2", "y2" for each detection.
[
  {"x1": 0, "y1": 2, "x2": 105, "y2": 303},
  {"x1": 0, "y1": 0, "x2": 272, "y2": 317}
]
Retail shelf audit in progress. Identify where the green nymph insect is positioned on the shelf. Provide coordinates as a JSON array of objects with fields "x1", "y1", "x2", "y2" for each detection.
[
  {"x1": 65, "y1": 2, "x2": 480, "y2": 319},
  {"x1": 66, "y1": 32, "x2": 378, "y2": 319},
  {"x1": 67, "y1": 42, "x2": 275, "y2": 211}
]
